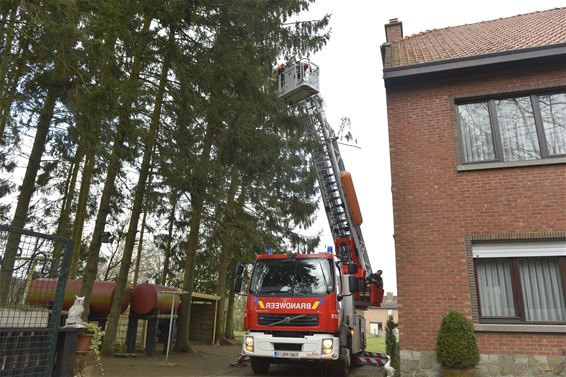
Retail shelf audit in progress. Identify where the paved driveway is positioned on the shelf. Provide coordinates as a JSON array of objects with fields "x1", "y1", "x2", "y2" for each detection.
[{"x1": 99, "y1": 344, "x2": 384, "y2": 377}]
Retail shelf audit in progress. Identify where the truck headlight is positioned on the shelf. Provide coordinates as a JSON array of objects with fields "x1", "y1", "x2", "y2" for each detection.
[
  {"x1": 245, "y1": 336, "x2": 254, "y2": 352},
  {"x1": 321, "y1": 338, "x2": 333, "y2": 355}
]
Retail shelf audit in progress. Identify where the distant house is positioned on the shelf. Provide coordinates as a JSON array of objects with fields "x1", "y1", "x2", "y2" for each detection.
[
  {"x1": 363, "y1": 292, "x2": 398, "y2": 337},
  {"x1": 381, "y1": 8, "x2": 566, "y2": 376}
]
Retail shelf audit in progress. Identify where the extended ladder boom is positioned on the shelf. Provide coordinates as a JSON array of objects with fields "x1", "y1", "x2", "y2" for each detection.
[{"x1": 277, "y1": 59, "x2": 372, "y2": 276}]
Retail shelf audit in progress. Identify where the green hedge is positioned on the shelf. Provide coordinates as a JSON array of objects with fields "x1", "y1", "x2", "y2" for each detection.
[
  {"x1": 385, "y1": 315, "x2": 400, "y2": 376},
  {"x1": 436, "y1": 311, "x2": 479, "y2": 369}
]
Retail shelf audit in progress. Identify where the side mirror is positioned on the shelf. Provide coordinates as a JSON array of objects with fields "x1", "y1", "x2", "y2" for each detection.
[
  {"x1": 234, "y1": 263, "x2": 245, "y2": 294},
  {"x1": 236, "y1": 263, "x2": 245, "y2": 276},
  {"x1": 234, "y1": 275, "x2": 243, "y2": 294},
  {"x1": 348, "y1": 276, "x2": 360, "y2": 293},
  {"x1": 348, "y1": 263, "x2": 358, "y2": 275}
]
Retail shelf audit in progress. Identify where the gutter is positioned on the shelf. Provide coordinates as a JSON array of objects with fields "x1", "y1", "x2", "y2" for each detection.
[{"x1": 383, "y1": 42, "x2": 566, "y2": 80}]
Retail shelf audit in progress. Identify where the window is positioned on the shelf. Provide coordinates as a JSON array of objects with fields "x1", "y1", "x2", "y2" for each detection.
[
  {"x1": 369, "y1": 322, "x2": 383, "y2": 336},
  {"x1": 250, "y1": 258, "x2": 334, "y2": 296},
  {"x1": 473, "y1": 241, "x2": 566, "y2": 324},
  {"x1": 457, "y1": 92, "x2": 566, "y2": 164}
]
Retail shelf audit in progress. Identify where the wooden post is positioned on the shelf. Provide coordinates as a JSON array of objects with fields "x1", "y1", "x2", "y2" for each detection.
[{"x1": 53, "y1": 327, "x2": 81, "y2": 377}]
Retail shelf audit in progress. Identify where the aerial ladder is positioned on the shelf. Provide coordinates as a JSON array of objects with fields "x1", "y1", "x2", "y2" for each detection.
[
  {"x1": 235, "y1": 59, "x2": 384, "y2": 377},
  {"x1": 277, "y1": 59, "x2": 381, "y2": 307}
]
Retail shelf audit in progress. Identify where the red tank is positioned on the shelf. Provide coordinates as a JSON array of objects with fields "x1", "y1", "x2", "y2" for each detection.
[
  {"x1": 26, "y1": 278, "x2": 130, "y2": 314},
  {"x1": 89, "y1": 280, "x2": 131, "y2": 314},
  {"x1": 130, "y1": 283, "x2": 180, "y2": 315}
]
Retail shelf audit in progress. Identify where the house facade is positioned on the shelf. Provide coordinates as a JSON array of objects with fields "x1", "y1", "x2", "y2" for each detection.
[
  {"x1": 363, "y1": 292, "x2": 398, "y2": 337},
  {"x1": 381, "y1": 8, "x2": 566, "y2": 377}
]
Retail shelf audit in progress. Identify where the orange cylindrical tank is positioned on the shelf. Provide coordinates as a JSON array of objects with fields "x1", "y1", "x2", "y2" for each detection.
[
  {"x1": 26, "y1": 278, "x2": 130, "y2": 314},
  {"x1": 130, "y1": 283, "x2": 180, "y2": 316},
  {"x1": 340, "y1": 171, "x2": 363, "y2": 225},
  {"x1": 370, "y1": 284, "x2": 384, "y2": 307},
  {"x1": 26, "y1": 278, "x2": 81, "y2": 310},
  {"x1": 89, "y1": 280, "x2": 131, "y2": 314}
]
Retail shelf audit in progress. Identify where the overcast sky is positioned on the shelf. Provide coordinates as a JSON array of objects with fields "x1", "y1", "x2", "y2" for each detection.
[{"x1": 298, "y1": 0, "x2": 565, "y2": 294}]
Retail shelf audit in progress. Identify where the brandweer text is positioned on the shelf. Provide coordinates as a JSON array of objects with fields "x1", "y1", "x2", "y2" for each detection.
[{"x1": 265, "y1": 302, "x2": 312, "y2": 309}]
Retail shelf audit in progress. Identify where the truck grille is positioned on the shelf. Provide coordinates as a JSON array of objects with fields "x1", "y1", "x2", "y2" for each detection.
[
  {"x1": 273, "y1": 343, "x2": 303, "y2": 351},
  {"x1": 258, "y1": 314, "x2": 319, "y2": 327}
]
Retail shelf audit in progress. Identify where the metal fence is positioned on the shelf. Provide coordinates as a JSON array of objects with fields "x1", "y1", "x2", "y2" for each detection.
[{"x1": 0, "y1": 225, "x2": 72, "y2": 377}]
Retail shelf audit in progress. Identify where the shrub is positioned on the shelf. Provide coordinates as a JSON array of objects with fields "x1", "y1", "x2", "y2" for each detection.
[
  {"x1": 75, "y1": 322, "x2": 104, "y2": 377},
  {"x1": 385, "y1": 315, "x2": 400, "y2": 376},
  {"x1": 83, "y1": 322, "x2": 103, "y2": 363},
  {"x1": 436, "y1": 311, "x2": 479, "y2": 369}
]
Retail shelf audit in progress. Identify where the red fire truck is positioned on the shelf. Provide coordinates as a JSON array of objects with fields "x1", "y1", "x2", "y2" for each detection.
[{"x1": 234, "y1": 59, "x2": 384, "y2": 376}]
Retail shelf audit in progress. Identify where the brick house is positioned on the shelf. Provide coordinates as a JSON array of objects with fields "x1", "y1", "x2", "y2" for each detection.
[
  {"x1": 381, "y1": 8, "x2": 566, "y2": 376},
  {"x1": 363, "y1": 292, "x2": 398, "y2": 337}
]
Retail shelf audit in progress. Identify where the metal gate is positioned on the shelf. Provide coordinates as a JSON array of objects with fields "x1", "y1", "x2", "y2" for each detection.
[{"x1": 0, "y1": 225, "x2": 72, "y2": 377}]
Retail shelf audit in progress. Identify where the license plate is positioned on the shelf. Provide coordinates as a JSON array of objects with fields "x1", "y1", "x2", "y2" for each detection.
[{"x1": 273, "y1": 351, "x2": 300, "y2": 358}]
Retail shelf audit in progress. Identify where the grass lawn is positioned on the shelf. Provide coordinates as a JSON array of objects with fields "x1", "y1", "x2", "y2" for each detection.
[
  {"x1": 365, "y1": 336, "x2": 386, "y2": 353},
  {"x1": 234, "y1": 331, "x2": 386, "y2": 354}
]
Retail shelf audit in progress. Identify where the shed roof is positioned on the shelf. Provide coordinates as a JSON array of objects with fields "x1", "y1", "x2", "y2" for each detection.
[{"x1": 383, "y1": 7, "x2": 566, "y2": 69}]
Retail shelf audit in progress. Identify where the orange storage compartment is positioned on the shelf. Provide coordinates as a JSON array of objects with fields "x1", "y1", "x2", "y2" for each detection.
[
  {"x1": 130, "y1": 283, "x2": 180, "y2": 315},
  {"x1": 340, "y1": 171, "x2": 363, "y2": 225}
]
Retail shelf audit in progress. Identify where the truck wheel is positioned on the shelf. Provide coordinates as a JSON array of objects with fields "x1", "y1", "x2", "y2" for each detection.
[
  {"x1": 334, "y1": 348, "x2": 350, "y2": 377},
  {"x1": 251, "y1": 357, "x2": 270, "y2": 375},
  {"x1": 333, "y1": 358, "x2": 350, "y2": 377}
]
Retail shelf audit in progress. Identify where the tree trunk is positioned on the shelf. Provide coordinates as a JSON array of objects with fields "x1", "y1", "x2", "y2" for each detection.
[
  {"x1": 79, "y1": 14, "x2": 152, "y2": 319},
  {"x1": 224, "y1": 263, "x2": 236, "y2": 340},
  {"x1": 176, "y1": 198, "x2": 202, "y2": 353},
  {"x1": 59, "y1": 140, "x2": 84, "y2": 230},
  {"x1": 214, "y1": 171, "x2": 239, "y2": 345},
  {"x1": 69, "y1": 131, "x2": 97, "y2": 279},
  {"x1": 0, "y1": 4, "x2": 16, "y2": 97},
  {"x1": 0, "y1": 90, "x2": 56, "y2": 304},
  {"x1": 225, "y1": 188, "x2": 247, "y2": 340},
  {"x1": 133, "y1": 148, "x2": 155, "y2": 286},
  {"x1": 101, "y1": 40, "x2": 169, "y2": 354},
  {"x1": 0, "y1": 34, "x2": 28, "y2": 142},
  {"x1": 132, "y1": 207, "x2": 147, "y2": 286},
  {"x1": 50, "y1": 139, "x2": 84, "y2": 275},
  {"x1": 161, "y1": 191, "x2": 178, "y2": 285},
  {"x1": 176, "y1": 115, "x2": 217, "y2": 352}
]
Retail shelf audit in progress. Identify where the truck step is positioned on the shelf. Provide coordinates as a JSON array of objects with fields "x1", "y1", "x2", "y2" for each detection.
[{"x1": 355, "y1": 353, "x2": 387, "y2": 367}]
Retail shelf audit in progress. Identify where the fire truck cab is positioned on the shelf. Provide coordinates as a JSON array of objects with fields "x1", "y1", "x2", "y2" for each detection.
[{"x1": 237, "y1": 251, "x2": 364, "y2": 375}]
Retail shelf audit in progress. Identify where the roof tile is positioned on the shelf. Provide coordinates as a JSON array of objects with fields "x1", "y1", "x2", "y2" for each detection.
[{"x1": 385, "y1": 7, "x2": 566, "y2": 68}]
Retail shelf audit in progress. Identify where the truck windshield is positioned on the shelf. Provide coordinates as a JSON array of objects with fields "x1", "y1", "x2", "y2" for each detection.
[{"x1": 250, "y1": 258, "x2": 333, "y2": 296}]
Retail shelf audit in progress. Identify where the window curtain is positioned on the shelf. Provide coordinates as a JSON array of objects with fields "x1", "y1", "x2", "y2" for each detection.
[
  {"x1": 496, "y1": 97, "x2": 541, "y2": 161},
  {"x1": 476, "y1": 258, "x2": 515, "y2": 317},
  {"x1": 519, "y1": 257, "x2": 566, "y2": 322},
  {"x1": 539, "y1": 93, "x2": 566, "y2": 156},
  {"x1": 458, "y1": 102, "x2": 495, "y2": 162}
]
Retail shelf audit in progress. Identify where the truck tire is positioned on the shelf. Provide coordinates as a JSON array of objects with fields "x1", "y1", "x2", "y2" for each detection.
[
  {"x1": 334, "y1": 358, "x2": 350, "y2": 377},
  {"x1": 334, "y1": 348, "x2": 350, "y2": 377},
  {"x1": 251, "y1": 357, "x2": 270, "y2": 375}
]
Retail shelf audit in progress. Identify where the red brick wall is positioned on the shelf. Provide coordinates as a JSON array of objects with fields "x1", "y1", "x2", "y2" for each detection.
[
  {"x1": 477, "y1": 333, "x2": 565, "y2": 355},
  {"x1": 385, "y1": 62, "x2": 566, "y2": 356}
]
